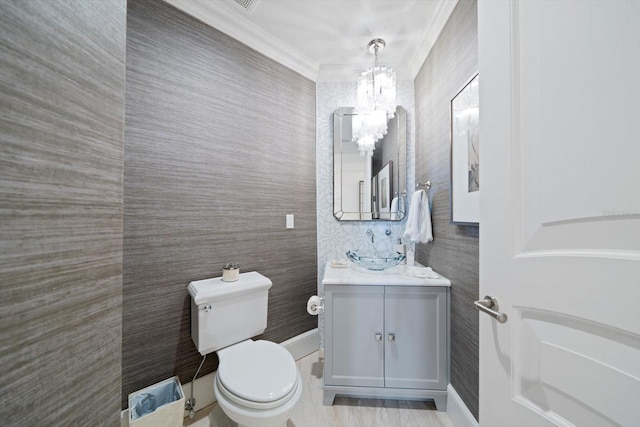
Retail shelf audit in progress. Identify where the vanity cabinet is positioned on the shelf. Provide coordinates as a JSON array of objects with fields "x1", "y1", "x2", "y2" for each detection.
[{"x1": 323, "y1": 282, "x2": 449, "y2": 410}]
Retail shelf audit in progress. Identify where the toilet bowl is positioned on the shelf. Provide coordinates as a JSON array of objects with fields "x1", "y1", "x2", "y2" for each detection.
[
  {"x1": 213, "y1": 340, "x2": 302, "y2": 427},
  {"x1": 188, "y1": 272, "x2": 302, "y2": 426}
]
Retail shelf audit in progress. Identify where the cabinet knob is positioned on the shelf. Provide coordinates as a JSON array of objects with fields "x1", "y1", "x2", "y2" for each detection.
[
  {"x1": 388, "y1": 333, "x2": 396, "y2": 342},
  {"x1": 375, "y1": 333, "x2": 382, "y2": 341}
]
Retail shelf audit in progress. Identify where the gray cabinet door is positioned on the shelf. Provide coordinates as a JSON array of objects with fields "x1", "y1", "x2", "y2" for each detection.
[
  {"x1": 384, "y1": 286, "x2": 448, "y2": 389},
  {"x1": 324, "y1": 285, "x2": 384, "y2": 387}
]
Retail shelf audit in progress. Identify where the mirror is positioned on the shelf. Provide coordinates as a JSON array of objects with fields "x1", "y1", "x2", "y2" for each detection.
[{"x1": 333, "y1": 106, "x2": 407, "y2": 221}]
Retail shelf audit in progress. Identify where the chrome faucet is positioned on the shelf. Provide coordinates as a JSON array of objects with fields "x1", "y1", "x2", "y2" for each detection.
[{"x1": 366, "y1": 229, "x2": 374, "y2": 243}]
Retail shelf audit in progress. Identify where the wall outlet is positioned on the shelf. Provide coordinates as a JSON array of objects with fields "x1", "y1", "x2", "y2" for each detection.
[{"x1": 286, "y1": 214, "x2": 294, "y2": 229}]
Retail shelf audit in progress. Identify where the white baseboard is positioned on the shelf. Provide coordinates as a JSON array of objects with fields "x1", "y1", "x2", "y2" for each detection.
[
  {"x1": 121, "y1": 329, "x2": 320, "y2": 426},
  {"x1": 280, "y1": 328, "x2": 319, "y2": 361},
  {"x1": 447, "y1": 384, "x2": 479, "y2": 427}
]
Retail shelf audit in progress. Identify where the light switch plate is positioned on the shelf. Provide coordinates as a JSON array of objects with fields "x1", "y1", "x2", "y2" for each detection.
[{"x1": 286, "y1": 214, "x2": 294, "y2": 229}]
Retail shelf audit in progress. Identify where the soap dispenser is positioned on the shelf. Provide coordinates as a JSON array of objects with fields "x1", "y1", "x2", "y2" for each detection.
[{"x1": 393, "y1": 238, "x2": 406, "y2": 263}]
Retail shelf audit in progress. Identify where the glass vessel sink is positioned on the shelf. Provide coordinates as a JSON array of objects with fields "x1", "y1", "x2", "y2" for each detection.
[{"x1": 346, "y1": 250, "x2": 406, "y2": 271}]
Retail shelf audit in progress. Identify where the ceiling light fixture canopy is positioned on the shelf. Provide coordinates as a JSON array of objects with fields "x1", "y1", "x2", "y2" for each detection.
[{"x1": 353, "y1": 38, "x2": 397, "y2": 155}]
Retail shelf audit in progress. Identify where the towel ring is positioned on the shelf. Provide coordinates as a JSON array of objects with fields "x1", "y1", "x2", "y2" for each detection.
[{"x1": 416, "y1": 181, "x2": 431, "y2": 190}]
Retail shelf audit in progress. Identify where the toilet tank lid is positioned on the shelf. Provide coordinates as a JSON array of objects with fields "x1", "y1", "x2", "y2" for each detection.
[{"x1": 188, "y1": 271, "x2": 272, "y2": 305}]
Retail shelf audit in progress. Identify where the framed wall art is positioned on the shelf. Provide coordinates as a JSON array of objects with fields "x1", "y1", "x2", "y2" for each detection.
[{"x1": 450, "y1": 73, "x2": 480, "y2": 225}]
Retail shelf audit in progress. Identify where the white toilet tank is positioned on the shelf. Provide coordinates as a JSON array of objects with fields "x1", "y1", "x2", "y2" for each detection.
[{"x1": 188, "y1": 271, "x2": 272, "y2": 356}]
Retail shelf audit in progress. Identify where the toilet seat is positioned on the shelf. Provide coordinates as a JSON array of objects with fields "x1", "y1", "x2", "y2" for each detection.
[
  {"x1": 216, "y1": 370, "x2": 301, "y2": 410},
  {"x1": 217, "y1": 340, "x2": 299, "y2": 409}
]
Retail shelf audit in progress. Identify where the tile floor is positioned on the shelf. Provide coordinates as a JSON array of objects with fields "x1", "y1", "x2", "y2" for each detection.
[{"x1": 185, "y1": 351, "x2": 454, "y2": 427}]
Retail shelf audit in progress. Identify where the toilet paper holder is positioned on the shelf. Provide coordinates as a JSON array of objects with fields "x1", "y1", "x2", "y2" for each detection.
[{"x1": 307, "y1": 295, "x2": 324, "y2": 315}]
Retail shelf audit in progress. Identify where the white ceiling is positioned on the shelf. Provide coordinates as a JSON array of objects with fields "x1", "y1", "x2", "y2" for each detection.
[{"x1": 163, "y1": 0, "x2": 458, "y2": 82}]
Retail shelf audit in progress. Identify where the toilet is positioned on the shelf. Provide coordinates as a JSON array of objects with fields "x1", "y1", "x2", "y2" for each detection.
[{"x1": 188, "y1": 271, "x2": 302, "y2": 427}]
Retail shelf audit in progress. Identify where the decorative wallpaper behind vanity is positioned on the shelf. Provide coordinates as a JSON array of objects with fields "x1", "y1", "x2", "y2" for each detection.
[
  {"x1": 316, "y1": 2, "x2": 479, "y2": 420},
  {"x1": 316, "y1": 80, "x2": 415, "y2": 346}
]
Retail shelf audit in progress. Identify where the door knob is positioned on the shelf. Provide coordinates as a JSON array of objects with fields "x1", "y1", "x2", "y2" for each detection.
[
  {"x1": 474, "y1": 296, "x2": 508, "y2": 323},
  {"x1": 388, "y1": 333, "x2": 396, "y2": 341},
  {"x1": 375, "y1": 333, "x2": 382, "y2": 341}
]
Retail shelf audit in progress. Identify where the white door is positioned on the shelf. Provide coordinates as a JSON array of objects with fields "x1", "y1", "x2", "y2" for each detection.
[{"x1": 478, "y1": 1, "x2": 640, "y2": 426}]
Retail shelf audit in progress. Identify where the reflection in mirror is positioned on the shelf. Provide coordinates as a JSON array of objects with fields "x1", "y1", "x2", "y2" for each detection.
[{"x1": 333, "y1": 106, "x2": 406, "y2": 221}]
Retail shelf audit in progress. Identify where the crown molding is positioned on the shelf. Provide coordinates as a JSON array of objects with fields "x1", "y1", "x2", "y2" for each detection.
[
  {"x1": 163, "y1": 0, "x2": 320, "y2": 81},
  {"x1": 163, "y1": 0, "x2": 457, "y2": 84},
  {"x1": 407, "y1": 0, "x2": 459, "y2": 79}
]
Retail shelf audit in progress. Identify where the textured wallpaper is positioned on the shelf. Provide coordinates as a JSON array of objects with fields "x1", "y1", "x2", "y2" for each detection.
[
  {"x1": 124, "y1": 0, "x2": 317, "y2": 407},
  {"x1": 0, "y1": 0, "x2": 126, "y2": 424},
  {"x1": 316, "y1": 80, "x2": 415, "y2": 345},
  {"x1": 414, "y1": 0, "x2": 480, "y2": 420}
]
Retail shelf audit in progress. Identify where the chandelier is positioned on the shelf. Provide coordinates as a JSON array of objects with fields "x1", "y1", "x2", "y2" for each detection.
[
  {"x1": 353, "y1": 38, "x2": 397, "y2": 155},
  {"x1": 351, "y1": 109, "x2": 387, "y2": 155}
]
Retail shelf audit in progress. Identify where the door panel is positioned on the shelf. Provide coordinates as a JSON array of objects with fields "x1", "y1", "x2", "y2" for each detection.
[
  {"x1": 479, "y1": 1, "x2": 640, "y2": 426},
  {"x1": 324, "y1": 285, "x2": 384, "y2": 387},
  {"x1": 514, "y1": 308, "x2": 640, "y2": 426},
  {"x1": 515, "y1": 1, "x2": 640, "y2": 257},
  {"x1": 384, "y1": 286, "x2": 447, "y2": 390}
]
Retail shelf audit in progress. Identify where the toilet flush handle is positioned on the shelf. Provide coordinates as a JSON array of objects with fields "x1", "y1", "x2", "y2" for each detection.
[{"x1": 201, "y1": 304, "x2": 212, "y2": 312}]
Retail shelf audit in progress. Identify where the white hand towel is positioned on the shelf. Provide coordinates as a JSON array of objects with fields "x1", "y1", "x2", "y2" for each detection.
[
  {"x1": 402, "y1": 190, "x2": 433, "y2": 244},
  {"x1": 418, "y1": 191, "x2": 433, "y2": 243},
  {"x1": 402, "y1": 190, "x2": 423, "y2": 242}
]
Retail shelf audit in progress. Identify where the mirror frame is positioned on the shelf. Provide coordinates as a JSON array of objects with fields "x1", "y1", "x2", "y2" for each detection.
[{"x1": 333, "y1": 106, "x2": 407, "y2": 221}]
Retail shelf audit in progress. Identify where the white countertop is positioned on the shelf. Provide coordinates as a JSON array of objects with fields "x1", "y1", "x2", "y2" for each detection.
[{"x1": 322, "y1": 261, "x2": 451, "y2": 287}]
